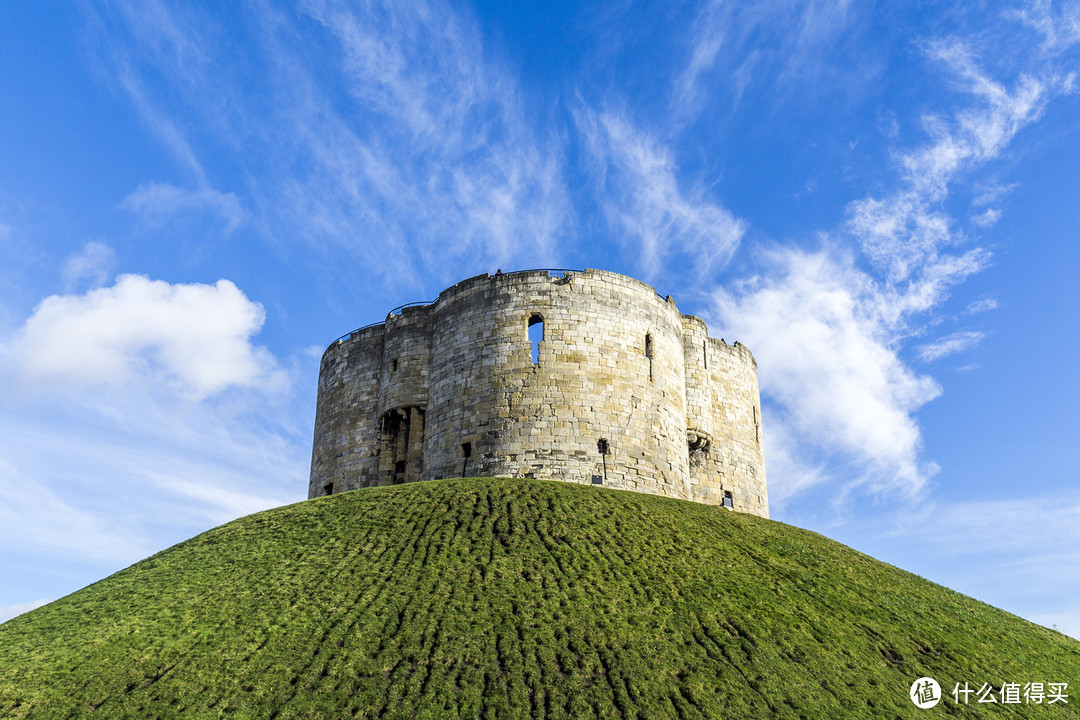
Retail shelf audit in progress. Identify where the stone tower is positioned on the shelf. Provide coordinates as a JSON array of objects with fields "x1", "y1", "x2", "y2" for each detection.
[{"x1": 309, "y1": 269, "x2": 768, "y2": 518}]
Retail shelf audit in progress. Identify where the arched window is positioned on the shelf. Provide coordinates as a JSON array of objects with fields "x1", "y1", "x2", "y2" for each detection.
[{"x1": 528, "y1": 314, "x2": 544, "y2": 365}]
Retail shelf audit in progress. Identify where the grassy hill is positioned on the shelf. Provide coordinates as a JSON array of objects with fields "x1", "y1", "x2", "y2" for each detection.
[{"x1": 1, "y1": 477, "x2": 1077, "y2": 719}]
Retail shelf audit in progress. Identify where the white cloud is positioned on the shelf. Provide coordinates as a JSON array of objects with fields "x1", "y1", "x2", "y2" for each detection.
[
  {"x1": 906, "y1": 41, "x2": 1045, "y2": 194},
  {"x1": 63, "y1": 241, "x2": 116, "y2": 288},
  {"x1": 686, "y1": 38, "x2": 1063, "y2": 512},
  {"x1": 9, "y1": 274, "x2": 284, "y2": 399},
  {"x1": 1010, "y1": 0, "x2": 1080, "y2": 54},
  {"x1": 575, "y1": 107, "x2": 745, "y2": 281},
  {"x1": 0, "y1": 268, "x2": 308, "y2": 614},
  {"x1": 972, "y1": 181, "x2": 1018, "y2": 206},
  {"x1": 917, "y1": 330, "x2": 986, "y2": 362},
  {"x1": 673, "y1": 1, "x2": 730, "y2": 116},
  {"x1": 755, "y1": 418, "x2": 829, "y2": 506},
  {"x1": 0, "y1": 599, "x2": 52, "y2": 625},
  {"x1": 846, "y1": 192, "x2": 952, "y2": 283},
  {"x1": 970, "y1": 207, "x2": 1002, "y2": 227},
  {"x1": 712, "y1": 248, "x2": 941, "y2": 501},
  {"x1": 848, "y1": 42, "x2": 1046, "y2": 284},
  {"x1": 120, "y1": 183, "x2": 244, "y2": 233},
  {"x1": 734, "y1": 41, "x2": 1063, "y2": 507},
  {"x1": 964, "y1": 297, "x2": 999, "y2": 314}
]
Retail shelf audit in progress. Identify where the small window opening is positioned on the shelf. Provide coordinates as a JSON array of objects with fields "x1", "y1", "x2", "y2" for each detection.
[
  {"x1": 703, "y1": 340, "x2": 708, "y2": 369},
  {"x1": 753, "y1": 405, "x2": 759, "y2": 444},
  {"x1": 461, "y1": 442, "x2": 472, "y2": 477},
  {"x1": 645, "y1": 333, "x2": 654, "y2": 381},
  {"x1": 722, "y1": 491, "x2": 734, "y2": 509},
  {"x1": 390, "y1": 358, "x2": 398, "y2": 372},
  {"x1": 323, "y1": 482, "x2": 333, "y2": 497},
  {"x1": 528, "y1": 314, "x2": 544, "y2": 365}
]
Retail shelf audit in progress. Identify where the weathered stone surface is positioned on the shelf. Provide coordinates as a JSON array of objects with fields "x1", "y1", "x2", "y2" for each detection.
[{"x1": 309, "y1": 269, "x2": 769, "y2": 518}]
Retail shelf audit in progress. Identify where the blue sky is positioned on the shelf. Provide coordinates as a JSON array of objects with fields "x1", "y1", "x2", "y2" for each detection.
[{"x1": 1, "y1": 1, "x2": 1078, "y2": 640}]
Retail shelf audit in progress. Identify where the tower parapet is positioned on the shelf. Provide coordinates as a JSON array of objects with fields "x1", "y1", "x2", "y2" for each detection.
[{"x1": 309, "y1": 269, "x2": 768, "y2": 517}]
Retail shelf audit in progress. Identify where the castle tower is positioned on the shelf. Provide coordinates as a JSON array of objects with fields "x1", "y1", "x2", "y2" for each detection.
[{"x1": 309, "y1": 269, "x2": 768, "y2": 518}]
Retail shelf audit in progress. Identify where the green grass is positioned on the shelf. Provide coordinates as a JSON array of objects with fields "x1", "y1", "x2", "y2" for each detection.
[{"x1": 1, "y1": 477, "x2": 1078, "y2": 718}]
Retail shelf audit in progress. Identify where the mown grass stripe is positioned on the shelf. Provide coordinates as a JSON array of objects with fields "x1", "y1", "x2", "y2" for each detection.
[{"x1": 2, "y1": 477, "x2": 1079, "y2": 719}]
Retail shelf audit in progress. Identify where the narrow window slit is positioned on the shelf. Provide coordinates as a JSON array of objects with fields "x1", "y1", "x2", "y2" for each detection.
[
  {"x1": 461, "y1": 442, "x2": 472, "y2": 477},
  {"x1": 645, "y1": 333, "x2": 654, "y2": 381}
]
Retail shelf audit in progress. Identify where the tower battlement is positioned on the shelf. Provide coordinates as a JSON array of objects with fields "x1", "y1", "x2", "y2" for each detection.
[{"x1": 309, "y1": 269, "x2": 768, "y2": 517}]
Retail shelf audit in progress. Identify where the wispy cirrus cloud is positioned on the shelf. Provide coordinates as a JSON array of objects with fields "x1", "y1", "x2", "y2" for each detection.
[
  {"x1": 0, "y1": 599, "x2": 52, "y2": 626},
  {"x1": 672, "y1": 0, "x2": 859, "y2": 123},
  {"x1": 86, "y1": 0, "x2": 213, "y2": 186},
  {"x1": 904, "y1": 40, "x2": 1047, "y2": 196},
  {"x1": 880, "y1": 491, "x2": 1080, "y2": 639},
  {"x1": 970, "y1": 207, "x2": 1002, "y2": 228},
  {"x1": 0, "y1": 400, "x2": 303, "y2": 567},
  {"x1": 965, "y1": 297, "x2": 999, "y2": 314},
  {"x1": 0, "y1": 454, "x2": 149, "y2": 565},
  {"x1": 90, "y1": 0, "x2": 570, "y2": 291},
  {"x1": 917, "y1": 330, "x2": 987, "y2": 362},
  {"x1": 120, "y1": 183, "x2": 244, "y2": 233},
  {"x1": 303, "y1": 0, "x2": 570, "y2": 276},
  {"x1": 848, "y1": 40, "x2": 1049, "y2": 284},
  {"x1": 575, "y1": 107, "x2": 745, "y2": 281},
  {"x1": 62, "y1": 241, "x2": 116, "y2": 289},
  {"x1": 1010, "y1": 0, "x2": 1080, "y2": 54}
]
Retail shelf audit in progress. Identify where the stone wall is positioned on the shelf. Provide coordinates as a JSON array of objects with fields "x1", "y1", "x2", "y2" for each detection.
[
  {"x1": 309, "y1": 324, "x2": 383, "y2": 496},
  {"x1": 308, "y1": 269, "x2": 768, "y2": 518}
]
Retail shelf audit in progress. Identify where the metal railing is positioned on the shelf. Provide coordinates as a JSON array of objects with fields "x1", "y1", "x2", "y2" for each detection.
[
  {"x1": 387, "y1": 300, "x2": 435, "y2": 316},
  {"x1": 332, "y1": 302, "x2": 436, "y2": 344},
  {"x1": 328, "y1": 268, "x2": 671, "y2": 345}
]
